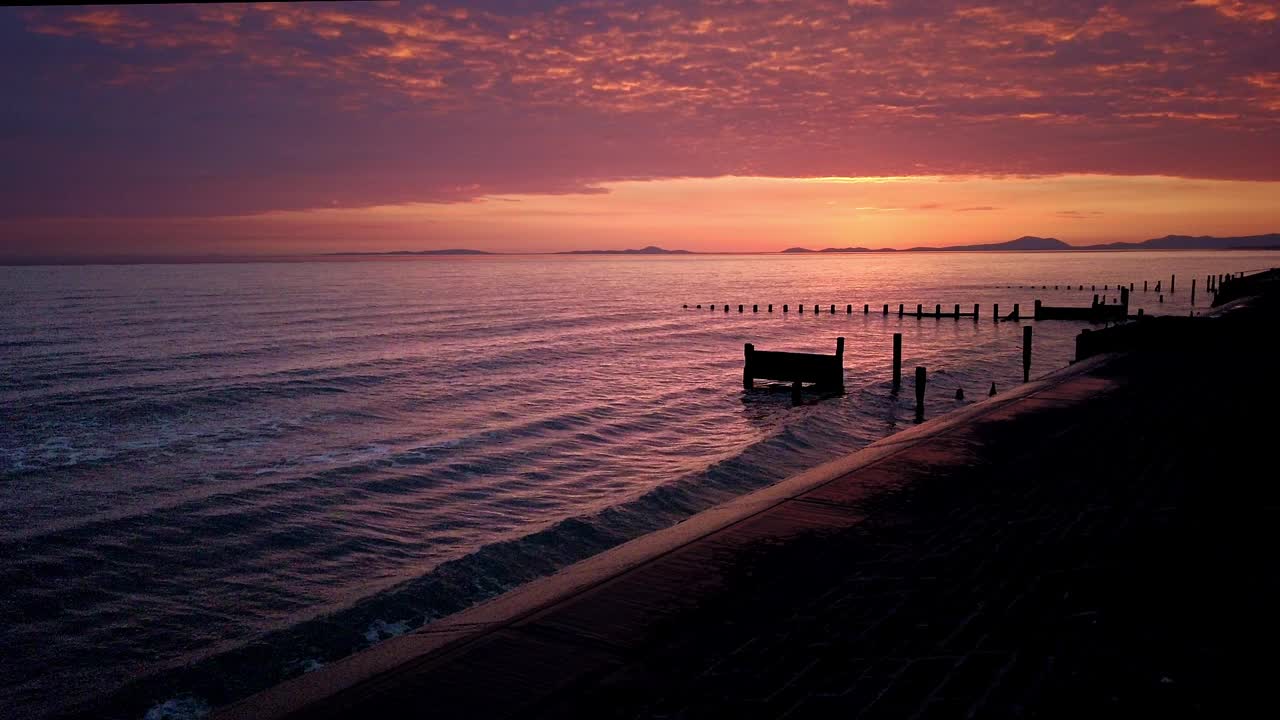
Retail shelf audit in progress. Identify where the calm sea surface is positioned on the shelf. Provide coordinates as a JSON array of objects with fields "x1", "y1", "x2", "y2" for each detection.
[{"x1": 1, "y1": 251, "x2": 1273, "y2": 718}]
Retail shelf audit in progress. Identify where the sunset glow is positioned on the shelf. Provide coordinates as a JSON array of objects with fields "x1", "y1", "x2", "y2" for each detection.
[{"x1": 2, "y1": 0, "x2": 1279, "y2": 257}]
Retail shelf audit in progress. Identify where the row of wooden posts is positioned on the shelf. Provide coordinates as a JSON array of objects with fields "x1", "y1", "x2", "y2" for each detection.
[
  {"x1": 690, "y1": 302, "x2": 1026, "y2": 321},
  {"x1": 745, "y1": 328, "x2": 1034, "y2": 421},
  {"x1": 1009, "y1": 272, "x2": 1249, "y2": 304}
]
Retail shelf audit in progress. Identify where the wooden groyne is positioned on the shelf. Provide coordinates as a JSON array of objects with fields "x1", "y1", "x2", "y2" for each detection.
[{"x1": 744, "y1": 337, "x2": 844, "y2": 400}]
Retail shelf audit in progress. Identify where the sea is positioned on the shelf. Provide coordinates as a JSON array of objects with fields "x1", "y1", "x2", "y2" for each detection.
[{"x1": 1, "y1": 250, "x2": 1273, "y2": 719}]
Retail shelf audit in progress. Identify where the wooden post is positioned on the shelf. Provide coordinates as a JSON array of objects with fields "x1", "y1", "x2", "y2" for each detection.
[
  {"x1": 989, "y1": 381, "x2": 997, "y2": 397},
  {"x1": 1191, "y1": 279, "x2": 1196, "y2": 305},
  {"x1": 783, "y1": 304, "x2": 788, "y2": 313},
  {"x1": 916, "y1": 303, "x2": 922, "y2": 317},
  {"x1": 1120, "y1": 286, "x2": 1129, "y2": 316},
  {"x1": 846, "y1": 304, "x2": 852, "y2": 314},
  {"x1": 914, "y1": 366, "x2": 926, "y2": 423},
  {"x1": 1012, "y1": 303, "x2": 1019, "y2": 320},
  {"x1": 882, "y1": 303, "x2": 888, "y2": 315},
  {"x1": 954, "y1": 303, "x2": 960, "y2": 319},
  {"x1": 830, "y1": 304, "x2": 836, "y2": 314},
  {"x1": 1022, "y1": 325, "x2": 1033, "y2": 383},
  {"x1": 799, "y1": 304, "x2": 804, "y2": 314},
  {"x1": 753, "y1": 304, "x2": 758, "y2": 313},
  {"x1": 993, "y1": 303, "x2": 999, "y2": 321},
  {"x1": 1034, "y1": 299, "x2": 1042, "y2": 320},
  {"x1": 973, "y1": 303, "x2": 979, "y2": 322},
  {"x1": 892, "y1": 333, "x2": 902, "y2": 393},
  {"x1": 738, "y1": 304, "x2": 743, "y2": 313},
  {"x1": 815, "y1": 304, "x2": 820, "y2": 314},
  {"x1": 768, "y1": 304, "x2": 773, "y2": 312},
  {"x1": 1144, "y1": 280, "x2": 1148, "y2": 292},
  {"x1": 864, "y1": 304, "x2": 869, "y2": 314},
  {"x1": 724, "y1": 305, "x2": 729, "y2": 312},
  {"x1": 935, "y1": 303, "x2": 941, "y2": 318},
  {"x1": 743, "y1": 344, "x2": 754, "y2": 389},
  {"x1": 1171, "y1": 274, "x2": 1175, "y2": 293},
  {"x1": 1092, "y1": 294, "x2": 1099, "y2": 307},
  {"x1": 1129, "y1": 283, "x2": 1134, "y2": 291},
  {"x1": 1159, "y1": 294, "x2": 1164, "y2": 303},
  {"x1": 898, "y1": 303, "x2": 904, "y2": 317}
]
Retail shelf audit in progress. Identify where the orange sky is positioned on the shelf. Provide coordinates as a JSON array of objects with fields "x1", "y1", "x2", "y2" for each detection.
[{"x1": 2, "y1": 1, "x2": 1279, "y2": 258}]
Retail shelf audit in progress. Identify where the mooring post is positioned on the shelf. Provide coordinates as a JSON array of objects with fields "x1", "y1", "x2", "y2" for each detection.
[
  {"x1": 993, "y1": 303, "x2": 999, "y2": 321},
  {"x1": 1034, "y1": 299, "x2": 1042, "y2": 320},
  {"x1": 914, "y1": 366, "x2": 927, "y2": 423},
  {"x1": 892, "y1": 333, "x2": 902, "y2": 392},
  {"x1": 743, "y1": 344, "x2": 754, "y2": 389},
  {"x1": 1022, "y1": 325, "x2": 1033, "y2": 382}
]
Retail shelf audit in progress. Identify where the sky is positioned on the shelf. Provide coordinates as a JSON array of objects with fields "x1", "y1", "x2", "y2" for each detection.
[{"x1": 2, "y1": 0, "x2": 1279, "y2": 258}]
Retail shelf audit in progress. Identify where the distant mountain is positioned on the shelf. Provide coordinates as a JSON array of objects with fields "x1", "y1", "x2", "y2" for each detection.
[
  {"x1": 909, "y1": 236, "x2": 1072, "y2": 252},
  {"x1": 780, "y1": 234, "x2": 1280, "y2": 253},
  {"x1": 558, "y1": 245, "x2": 694, "y2": 255},
  {"x1": 326, "y1": 248, "x2": 493, "y2": 256},
  {"x1": 1078, "y1": 234, "x2": 1280, "y2": 251}
]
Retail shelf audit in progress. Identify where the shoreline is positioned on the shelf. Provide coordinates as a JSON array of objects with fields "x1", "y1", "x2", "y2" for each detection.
[{"x1": 213, "y1": 354, "x2": 1121, "y2": 720}]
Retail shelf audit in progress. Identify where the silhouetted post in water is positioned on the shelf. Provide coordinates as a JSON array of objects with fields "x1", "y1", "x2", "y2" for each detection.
[
  {"x1": 1138, "y1": 308, "x2": 1144, "y2": 317},
  {"x1": 917, "y1": 303, "x2": 923, "y2": 317},
  {"x1": 783, "y1": 304, "x2": 788, "y2": 313},
  {"x1": 683, "y1": 304, "x2": 688, "y2": 309},
  {"x1": 739, "y1": 304, "x2": 744, "y2": 313},
  {"x1": 1155, "y1": 280, "x2": 1162, "y2": 292},
  {"x1": 914, "y1": 367, "x2": 926, "y2": 423},
  {"x1": 1159, "y1": 294, "x2": 1164, "y2": 303},
  {"x1": 1092, "y1": 284, "x2": 1096, "y2": 291},
  {"x1": 830, "y1": 304, "x2": 835, "y2": 314},
  {"x1": 892, "y1": 333, "x2": 902, "y2": 393},
  {"x1": 989, "y1": 381, "x2": 997, "y2": 397},
  {"x1": 1011, "y1": 303, "x2": 1019, "y2": 320},
  {"x1": 743, "y1": 344, "x2": 754, "y2": 389},
  {"x1": 1034, "y1": 299, "x2": 1042, "y2": 320},
  {"x1": 1022, "y1": 326, "x2": 1033, "y2": 382},
  {"x1": 1144, "y1": 280, "x2": 1148, "y2": 292},
  {"x1": 955, "y1": 387, "x2": 964, "y2": 400},
  {"x1": 799, "y1": 304, "x2": 804, "y2": 314},
  {"x1": 768, "y1": 304, "x2": 773, "y2": 312},
  {"x1": 1191, "y1": 279, "x2": 1196, "y2": 305},
  {"x1": 993, "y1": 303, "x2": 999, "y2": 321},
  {"x1": 724, "y1": 305, "x2": 729, "y2": 313},
  {"x1": 815, "y1": 304, "x2": 820, "y2": 314},
  {"x1": 898, "y1": 303, "x2": 904, "y2": 317},
  {"x1": 935, "y1": 303, "x2": 941, "y2": 318},
  {"x1": 1092, "y1": 294, "x2": 1099, "y2": 307},
  {"x1": 846, "y1": 304, "x2": 852, "y2": 314},
  {"x1": 753, "y1": 304, "x2": 758, "y2": 313},
  {"x1": 973, "y1": 303, "x2": 979, "y2": 322},
  {"x1": 792, "y1": 380, "x2": 802, "y2": 405},
  {"x1": 1121, "y1": 286, "x2": 1129, "y2": 316},
  {"x1": 865, "y1": 304, "x2": 870, "y2": 314},
  {"x1": 882, "y1": 303, "x2": 888, "y2": 315},
  {"x1": 1171, "y1": 274, "x2": 1176, "y2": 293},
  {"x1": 954, "y1": 303, "x2": 960, "y2": 319}
]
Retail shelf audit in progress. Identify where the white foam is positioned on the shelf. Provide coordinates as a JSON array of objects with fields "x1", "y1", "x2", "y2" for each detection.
[{"x1": 143, "y1": 695, "x2": 210, "y2": 720}]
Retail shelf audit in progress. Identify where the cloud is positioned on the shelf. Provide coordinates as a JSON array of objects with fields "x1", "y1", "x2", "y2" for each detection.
[{"x1": 2, "y1": 0, "x2": 1278, "y2": 218}]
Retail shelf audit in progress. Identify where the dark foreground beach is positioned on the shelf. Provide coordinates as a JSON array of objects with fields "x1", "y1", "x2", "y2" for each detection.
[{"x1": 218, "y1": 273, "x2": 1280, "y2": 720}]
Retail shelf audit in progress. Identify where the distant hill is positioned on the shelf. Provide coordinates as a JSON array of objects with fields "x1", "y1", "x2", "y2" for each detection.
[
  {"x1": 326, "y1": 248, "x2": 493, "y2": 256},
  {"x1": 910, "y1": 236, "x2": 1072, "y2": 252},
  {"x1": 558, "y1": 245, "x2": 694, "y2": 255},
  {"x1": 1078, "y1": 234, "x2": 1280, "y2": 251},
  {"x1": 781, "y1": 234, "x2": 1280, "y2": 253}
]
